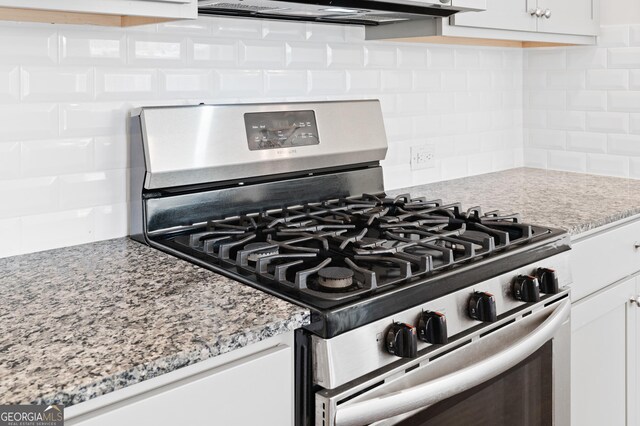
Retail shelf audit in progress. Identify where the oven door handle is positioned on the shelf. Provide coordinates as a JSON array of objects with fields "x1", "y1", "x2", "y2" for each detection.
[{"x1": 334, "y1": 299, "x2": 571, "y2": 426}]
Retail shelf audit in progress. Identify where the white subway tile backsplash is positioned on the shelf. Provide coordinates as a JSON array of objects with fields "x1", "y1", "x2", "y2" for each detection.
[
  {"x1": 0, "y1": 16, "x2": 524, "y2": 258},
  {"x1": 0, "y1": 218, "x2": 21, "y2": 258},
  {"x1": 265, "y1": 70, "x2": 308, "y2": 95},
  {"x1": 546, "y1": 110, "x2": 585, "y2": 131},
  {"x1": 526, "y1": 49, "x2": 566, "y2": 70},
  {"x1": 0, "y1": 104, "x2": 58, "y2": 140},
  {"x1": 547, "y1": 70, "x2": 586, "y2": 90},
  {"x1": 216, "y1": 69, "x2": 263, "y2": 96},
  {"x1": 286, "y1": 42, "x2": 327, "y2": 68},
  {"x1": 566, "y1": 132, "x2": 607, "y2": 153},
  {"x1": 527, "y1": 90, "x2": 566, "y2": 110},
  {"x1": 608, "y1": 91, "x2": 640, "y2": 112},
  {"x1": 365, "y1": 45, "x2": 397, "y2": 68},
  {"x1": 629, "y1": 25, "x2": 640, "y2": 46},
  {"x1": 586, "y1": 153, "x2": 629, "y2": 177},
  {"x1": 95, "y1": 68, "x2": 157, "y2": 100},
  {"x1": 547, "y1": 150, "x2": 587, "y2": 172},
  {"x1": 523, "y1": 148, "x2": 548, "y2": 168},
  {"x1": 629, "y1": 70, "x2": 640, "y2": 90},
  {"x1": 0, "y1": 142, "x2": 20, "y2": 179},
  {"x1": 526, "y1": 129, "x2": 566, "y2": 150},
  {"x1": 159, "y1": 69, "x2": 214, "y2": 98},
  {"x1": 60, "y1": 102, "x2": 126, "y2": 137},
  {"x1": 0, "y1": 177, "x2": 59, "y2": 219},
  {"x1": 0, "y1": 26, "x2": 57, "y2": 64},
  {"x1": 608, "y1": 134, "x2": 640, "y2": 156},
  {"x1": 566, "y1": 47, "x2": 607, "y2": 69},
  {"x1": 586, "y1": 69, "x2": 629, "y2": 90},
  {"x1": 128, "y1": 35, "x2": 185, "y2": 65},
  {"x1": 59, "y1": 170, "x2": 126, "y2": 210},
  {"x1": 608, "y1": 47, "x2": 640, "y2": 68},
  {"x1": 0, "y1": 66, "x2": 19, "y2": 102},
  {"x1": 630, "y1": 158, "x2": 640, "y2": 178},
  {"x1": 188, "y1": 38, "x2": 237, "y2": 66},
  {"x1": 566, "y1": 90, "x2": 607, "y2": 111},
  {"x1": 598, "y1": 26, "x2": 630, "y2": 47},
  {"x1": 328, "y1": 44, "x2": 365, "y2": 68},
  {"x1": 21, "y1": 208, "x2": 94, "y2": 253},
  {"x1": 59, "y1": 30, "x2": 125, "y2": 65},
  {"x1": 631, "y1": 113, "x2": 640, "y2": 134},
  {"x1": 22, "y1": 138, "x2": 93, "y2": 177},
  {"x1": 585, "y1": 111, "x2": 629, "y2": 133}
]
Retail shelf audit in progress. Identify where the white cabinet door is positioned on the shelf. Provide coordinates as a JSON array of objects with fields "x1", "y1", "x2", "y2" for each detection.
[
  {"x1": 571, "y1": 277, "x2": 636, "y2": 426},
  {"x1": 537, "y1": 0, "x2": 599, "y2": 36},
  {"x1": 451, "y1": 0, "x2": 537, "y2": 32},
  {"x1": 73, "y1": 345, "x2": 292, "y2": 426}
]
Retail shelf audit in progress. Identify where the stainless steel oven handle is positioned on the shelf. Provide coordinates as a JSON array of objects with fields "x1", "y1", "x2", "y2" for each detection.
[{"x1": 334, "y1": 299, "x2": 571, "y2": 426}]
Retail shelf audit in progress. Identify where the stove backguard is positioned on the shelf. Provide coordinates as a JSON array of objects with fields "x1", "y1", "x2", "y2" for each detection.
[{"x1": 129, "y1": 100, "x2": 388, "y2": 243}]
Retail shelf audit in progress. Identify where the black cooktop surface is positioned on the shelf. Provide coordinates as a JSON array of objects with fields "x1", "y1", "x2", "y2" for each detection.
[{"x1": 152, "y1": 193, "x2": 570, "y2": 338}]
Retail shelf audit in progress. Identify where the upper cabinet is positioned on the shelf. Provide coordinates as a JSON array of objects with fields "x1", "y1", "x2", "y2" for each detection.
[
  {"x1": 0, "y1": 0, "x2": 197, "y2": 27},
  {"x1": 367, "y1": 0, "x2": 600, "y2": 46}
]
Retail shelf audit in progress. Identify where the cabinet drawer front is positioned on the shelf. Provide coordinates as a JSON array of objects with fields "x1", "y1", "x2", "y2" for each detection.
[
  {"x1": 72, "y1": 345, "x2": 292, "y2": 426},
  {"x1": 572, "y1": 219, "x2": 640, "y2": 300}
]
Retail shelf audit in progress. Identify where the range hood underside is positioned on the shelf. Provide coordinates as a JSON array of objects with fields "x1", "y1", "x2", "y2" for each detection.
[{"x1": 198, "y1": 0, "x2": 460, "y2": 25}]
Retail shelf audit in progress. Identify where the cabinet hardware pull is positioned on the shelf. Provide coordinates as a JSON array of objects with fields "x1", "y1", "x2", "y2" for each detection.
[
  {"x1": 631, "y1": 296, "x2": 640, "y2": 308},
  {"x1": 543, "y1": 9, "x2": 552, "y2": 18},
  {"x1": 529, "y1": 8, "x2": 543, "y2": 17},
  {"x1": 635, "y1": 243, "x2": 640, "y2": 249}
]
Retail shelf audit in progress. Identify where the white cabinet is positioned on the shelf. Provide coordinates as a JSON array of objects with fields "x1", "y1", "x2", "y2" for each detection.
[
  {"x1": 571, "y1": 277, "x2": 636, "y2": 426},
  {"x1": 367, "y1": 0, "x2": 598, "y2": 45},
  {"x1": 0, "y1": 0, "x2": 196, "y2": 27},
  {"x1": 66, "y1": 333, "x2": 294, "y2": 426},
  {"x1": 453, "y1": 0, "x2": 598, "y2": 36},
  {"x1": 570, "y1": 216, "x2": 640, "y2": 426}
]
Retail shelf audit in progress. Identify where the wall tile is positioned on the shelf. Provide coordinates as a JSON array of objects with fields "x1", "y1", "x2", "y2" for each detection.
[
  {"x1": 240, "y1": 41, "x2": 285, "y2": 67},
  {"x1": 0, "y1": 177, "x2": 59, "y2": 219},
  {"x1": 0, "y1": 27, "x2": 57, "y2": 64},
  {"x1": 94, "y1": 136, "x2": 127, "y2": 170},
  {"x1": 0, "y1": 218, "x2": 21, "y2": 258},
  {"x1": 398, "y1": 48, "x2": 428, "y2": 68},
  {"x1": 585, "y1": 112, "x2": 629, "y2": 133},
  {"x1": 598, "y1": 26, "x2": 630, "y2": 47},
  {"x1": 428, "y1": 47, "x2": 455, "y2": 69},
  {"x1": 22, "y1": 138, "x2": 93, "y2": 177},
  {"x1": 547, "y1": 150, "x2": 587, "y2": 173},
  {"x1": 586, "y1": 153, "x2": 629, "y2": 177},
  {"x1": 286, "y1": 42, "x2": 327, "y2": 68},
  {"x1": 547, "y1": 70, "x2": 586, "y2": 90},
  {"x1": 0, "y1": 66, "x2": 19, "y2": 102},
  {"x1": 608, "y1": 134, "x2": 640, "y2": 156},
  {"x1": 546, "y1": 110, "x2": 585, "y2": 131},
  {"x1": 59, "y1": 29, "x2": 126, "y2": 65},
  {"x1": 608, "y1": 91, "x2": 640, "y2": 112},
  {"x1": 159, "y1": 69, "x2": 214, "y2": 98},
  {"x1": 59, "y1": 170, "x2": 126, "y2": 210},
  {"x1": 188, "y1": 38, "x2": 237, "y2": 67},
  {"x1": 21, "y1": 208, "x2": 94, "y2": 254},
  {"x1": 566, "y1": 90, "x2": 607, "y2": 111},
  {"x1": 94, "y1": 203, "x2": 128, "y2": 241},
  {"x1": 262, "y1": 21, "x2": 307, "y2": 41},
  {"x1": 328, "y1": 44, "x2": 365, "y2": 68},
  {"x1": 382, "y1": 70, "x2": 413, "y2": 92},
  {"x1": 128, "y1": 34, "x2": 186, "y2": 66},
  {"x1": 526, "y1": 49, "x2": 565, "y2": 70},
  {"x1": 0, "y1": 142, "x2": 20, "y2": 179},
  {"x1": 566, "y1": 132, "x2": 607, "y2": 153},
  {"x1": 60, "y1": 102, "x2": 126, "y2": 137},
  {"x1": 265, "y1": 70, "x2": 308, "y2": 95},
  {"x1": 586, "y1": 69, "x2": 629, "y2": 90},
  {"x1": 347, "y1": 70, "x2": 380, "y2": 93},
  {"x1": 631, "y1": 113, "x2": 640, "y2": 134},
  {"x1": 0, "y1": 104, "x2": 58, "y2": 140},
  {"x1": 566, "y1": 47, "x2": 607, "y2": 69},
  {"x1": 608, "y1": 47, "x2": 640, "y2": 68},
  {"x1": 365, "y1": 45, "x2": 397, "y2": 68},
  {"x1": 95, "y1": 68, "x2": 156, "y2": 100},
  {"x1": 211, "y1": 17, "x2": 262, "y2": 39},
  {"x1": 215, "y1": 69, "x2": 263, "y2": 96},
  {"x1": 526, "y1": 129, "x2": 566, "y2": 150}
]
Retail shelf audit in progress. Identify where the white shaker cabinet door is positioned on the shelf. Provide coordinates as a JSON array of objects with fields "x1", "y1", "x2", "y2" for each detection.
[
  {"x1": 451, "y1": 0, "x2": 537, "y2": 32},
  {"x1": 536, "y1": 0, "x2": 599, "y2": 36},
  {"x1": 73, "y1": 345, "x2": 293, "y2": 426},
  {"x1": 571, "y1": 277, "x2": 636, "y2": 426}
]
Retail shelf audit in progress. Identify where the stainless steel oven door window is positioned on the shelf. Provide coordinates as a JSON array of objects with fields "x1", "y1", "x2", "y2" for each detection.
[{"x1": 316, "y1": 295, "x2": 570, "y2": 426}]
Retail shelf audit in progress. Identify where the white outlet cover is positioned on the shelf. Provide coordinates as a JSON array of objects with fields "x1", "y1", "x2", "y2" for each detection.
[{"x1": 410, "y1": 144, "x2": 436, "y2": 170}]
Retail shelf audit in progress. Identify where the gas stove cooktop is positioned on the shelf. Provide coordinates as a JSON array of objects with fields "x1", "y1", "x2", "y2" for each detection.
[{"x1": 129, "y1": 100, "x2": 569, "y2": 338}]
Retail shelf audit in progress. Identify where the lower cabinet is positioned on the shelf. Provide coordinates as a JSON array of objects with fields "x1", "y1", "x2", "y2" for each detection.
[
  {"x1": 66, "y1": 336, "x2": 293, "y2": 426},
  {"x1": 571, "y1": 276, "x2": 638, "y2": 426}
]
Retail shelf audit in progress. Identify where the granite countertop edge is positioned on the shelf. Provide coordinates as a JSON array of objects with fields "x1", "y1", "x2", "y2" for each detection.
[{"x1": 32, "y1": 310, "x2": 310, "y2": 407}]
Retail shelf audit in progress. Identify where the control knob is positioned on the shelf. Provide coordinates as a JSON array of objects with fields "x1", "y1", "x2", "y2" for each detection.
[
  {"x1": 468, "y1": 291, "x2": 497, "y2": 322},
  {"x1": 535, "y1": 267, "x2": 560, "y2": 294},
  {"x1": 418, "y1": 311, "x2": 448, "y2": 345},
  {"x1": 385, "y1": 322, "x2": 418, "y2": 358},
  {"x1": 512, "y1": 274, "x2": 541, "y2": 303}
]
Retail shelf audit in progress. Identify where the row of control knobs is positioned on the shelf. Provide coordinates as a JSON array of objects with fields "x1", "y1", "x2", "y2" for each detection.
[{"x1": 386, "y1": 268, "x2": 559, "y2": 358}]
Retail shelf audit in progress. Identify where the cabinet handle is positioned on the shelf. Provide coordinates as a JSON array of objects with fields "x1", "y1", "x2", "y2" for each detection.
[
  {"x1": 529, "y1": 8, "x2": 543, "y2": 17},
  {"x1": 635, "y1": 242, "x2": 640, "y2": 249},
  {"x1": 543, "y1": 9, "x2": 552, "y2": 18},
  {"x1": 631, "y1": 296, "x2": 640, "y2": 308}
]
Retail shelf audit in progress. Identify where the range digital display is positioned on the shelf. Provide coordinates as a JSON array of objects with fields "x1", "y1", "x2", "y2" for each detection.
[{"x1": 245, "y1": 110, "x2": 320, "y2": 151}]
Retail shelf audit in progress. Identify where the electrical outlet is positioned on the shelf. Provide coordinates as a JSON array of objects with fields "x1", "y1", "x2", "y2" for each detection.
[{"x1": 410, "y1": 144, "x2": 435, "y2": 170}]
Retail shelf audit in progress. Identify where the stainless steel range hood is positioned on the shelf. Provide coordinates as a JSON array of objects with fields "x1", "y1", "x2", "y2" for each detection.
[{"x1": 198, "y1": 0, "x2": 485, "y2": 26}]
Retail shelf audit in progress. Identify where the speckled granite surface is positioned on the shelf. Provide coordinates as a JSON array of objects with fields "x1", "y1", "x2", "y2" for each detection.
[
  {"x1": 0, "y1": 238, "x2": 309, "y2": 406},
  {"x1": 390, "y1": 168, "x2": 640, "y2": 236}
]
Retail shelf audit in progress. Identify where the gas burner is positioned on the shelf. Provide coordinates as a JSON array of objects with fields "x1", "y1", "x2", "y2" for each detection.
[
  {"x1": 244, "y1": 242, "x2": 279, "y2": 262},
  {"x1": 317, "y1": 267, "x2": 355, "y2": 290}
]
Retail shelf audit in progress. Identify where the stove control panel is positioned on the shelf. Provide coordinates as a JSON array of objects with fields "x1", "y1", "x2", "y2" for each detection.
[{"x1": 244, "y1": 110, "x2": 320, "y2": 151}]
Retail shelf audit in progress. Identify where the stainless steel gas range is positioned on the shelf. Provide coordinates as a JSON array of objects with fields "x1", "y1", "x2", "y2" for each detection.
[{"x1": 129, "y1": 100, "x2": 572, "y2": 426}]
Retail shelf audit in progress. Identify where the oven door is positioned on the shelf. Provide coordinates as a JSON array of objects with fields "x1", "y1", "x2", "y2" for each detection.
[{"x1": 316, "y1": 296, "x2": 570, "y2": 426}]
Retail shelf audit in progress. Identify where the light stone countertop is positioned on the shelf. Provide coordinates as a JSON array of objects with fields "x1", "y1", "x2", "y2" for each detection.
[
  {"x1": 0, "y1": 238, "x2": 309, "y2": 407},
  {"x1": 390, "y1": 167, "x2": 640, "y2": 236}
]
